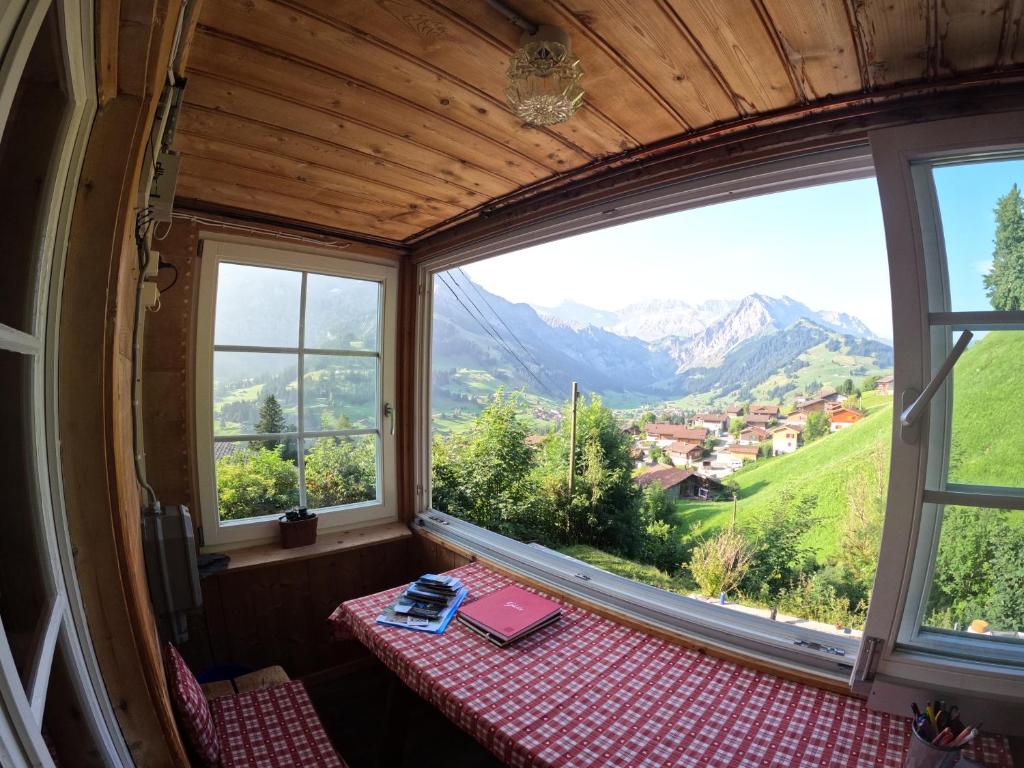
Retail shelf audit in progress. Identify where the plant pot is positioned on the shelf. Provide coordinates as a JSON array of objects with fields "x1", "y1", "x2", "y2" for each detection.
[{"x1": 279, "y1": 513, "x2": 318, "y2": 549}]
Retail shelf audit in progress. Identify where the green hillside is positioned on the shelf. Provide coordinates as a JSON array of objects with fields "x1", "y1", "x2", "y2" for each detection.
[{"x1": 671, "y1": 391, "x2": 893, "y2": 562}]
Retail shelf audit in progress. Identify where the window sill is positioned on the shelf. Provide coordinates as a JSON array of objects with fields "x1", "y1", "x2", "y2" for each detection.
[
  {"x1": 415, "y1": 511, "x2": 859, "y2": 695},
  {"x1": 209, "y1": 521, "x2": 412, "y2": 575}
]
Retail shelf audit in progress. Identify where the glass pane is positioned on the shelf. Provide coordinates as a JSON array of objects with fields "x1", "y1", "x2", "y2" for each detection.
[
  {"x1": 304, "y1": 435, "x2": 378, "y2": 509},
  {"x1": 923, "y1": 505, "x2": 1024, "y2": 640},
  {"x1": 215, "y1": 442, "x2": 299, "y2": 521},
  {"x1": 302, "y1": 355, "x2": 377, "y2": 431},
  {"x1": 213, "y1": 352, "x2": 297, "y2": 435},
  {"x1": 304, "y1": 273, "x2": 379, "y2": 351},
  {"x1": 945, "y1": 330, "x2": 1024, "y2": 488},
  {"x1": 0, "y1": 5, "x2": 72, "y2": 332},
  {"x1": 931, "y1": 157, "x2": 1024, "y2": 313},
  {"x1": 214, "y1": 263, "x2": 301, "y2": 347}
]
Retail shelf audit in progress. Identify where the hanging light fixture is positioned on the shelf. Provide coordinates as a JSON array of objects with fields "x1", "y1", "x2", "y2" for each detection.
[{"x1": 505, "y1": 24, "x2": 585, "y2": 126}]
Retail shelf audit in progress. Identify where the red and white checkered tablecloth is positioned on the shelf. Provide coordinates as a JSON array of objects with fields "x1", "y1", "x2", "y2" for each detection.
[{"x1": 328, "y1": 563, "x2": 1013, "y2": 768}]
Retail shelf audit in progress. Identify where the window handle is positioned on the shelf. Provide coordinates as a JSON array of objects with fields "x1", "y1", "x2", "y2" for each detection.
[
  {"x1": 384, "y1": 402, "x2": 395, "y2": 436},
  {"x1": 900, "y1": 330, "x2": 973, "y2": 443}
]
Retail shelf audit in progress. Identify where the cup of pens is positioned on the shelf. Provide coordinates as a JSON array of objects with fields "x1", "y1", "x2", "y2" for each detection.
[{"x1": 905, "y1": 701, "x2": 981, "y2": 768}]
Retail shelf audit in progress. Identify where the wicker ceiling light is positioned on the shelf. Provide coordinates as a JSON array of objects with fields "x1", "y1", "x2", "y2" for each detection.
[{"x1": 505, "y1": 24, "x2": 584, "y2": 126}]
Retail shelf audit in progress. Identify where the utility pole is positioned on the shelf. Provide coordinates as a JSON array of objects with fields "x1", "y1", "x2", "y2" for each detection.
[{"x1": 568, "y1": 381, "x2": 579, "y2": 496}]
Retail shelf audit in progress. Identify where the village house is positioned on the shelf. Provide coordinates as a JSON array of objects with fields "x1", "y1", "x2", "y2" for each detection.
[
  {"x1": 749, "y1": 404, "x2": 781, "y2": 418},
  {"x1": 621, "y1": 423, "x2": 641, "y2": 437},
  {"x1": 785, "y1": 411, "x2": 808, "y2": 428},
  {"x1": 745, "y1": 413, "x2": 775, "y2": 427},
  {"x1": 645, "y1": 423, "x2": 710, "y2": 447},
  {"x1": 818, "y1": 386, "x2": 843, "y2": 403},
  {"x1": 725, "y1": 404, "x2": 744, "y2": 416},
  {"x1": 876, "y1": 374, "x2": 895, "y2": 395},
  {"x1": 635, "y1": 466, "x2": 692, "y2": 501},
  {"x1": 828, "y1": 407, "x2": 865, "y2": 432},
  {"x1": 667, "y1": 440, "x2": 704, "y2": 465},
  {"x1": 695, "y1": 412, "x2": 729, "y2": 435},
  {"x1": 771, "y1": 425, "x2": 804, "y2": 455},
  {"x1": 721, "y1": 443, "x2": 761, "y2": 466},
  {"x1": 738, "y1": 426, "x2": 769, "y2": 445},
  {"x1": 795, "y1": 397, "x2": 828, "y2": 414}
]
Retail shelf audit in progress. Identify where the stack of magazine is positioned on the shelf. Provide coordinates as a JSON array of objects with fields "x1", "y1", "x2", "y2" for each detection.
[{"x1": 375, "y1": 574, "x2": 468, "y2": 634}]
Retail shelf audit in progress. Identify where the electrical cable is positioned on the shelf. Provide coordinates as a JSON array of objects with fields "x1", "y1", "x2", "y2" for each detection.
[
  {"x1": 132, "y1": 211, "x2": 159, "y2": 508},
  {"x1": 453, "y1": 268, "x2": 546, "y2": 372},
  {"x1": 171, "y1": 211, "x2": 348, "y2": 248},
  {"x1": 436, "y1": 273, "x2": 559, "y2": 400}
]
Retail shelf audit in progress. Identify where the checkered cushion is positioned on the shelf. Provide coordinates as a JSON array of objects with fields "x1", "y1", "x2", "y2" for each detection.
[
  {"x1": 164, "y1": 643, "x2": 221, "y2": 766},
  {"x1": 210, "y1": 681, "x2": 346, "y2": 767},
  {"x1": 330, "y1": 563, "x2": 1014, "y2": 768}
]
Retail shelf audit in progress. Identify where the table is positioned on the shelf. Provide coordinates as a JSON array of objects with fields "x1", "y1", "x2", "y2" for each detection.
[{"x1": 328, "y1": 563, "x2": 1013, "y2": 768}]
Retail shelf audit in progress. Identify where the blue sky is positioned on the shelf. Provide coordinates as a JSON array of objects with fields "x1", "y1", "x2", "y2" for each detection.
[
  {"x1": 463, "y1": 164, "x2": 1022, "y2": 340},
  {"x1": 933, "y1": 158, "x2": 1024, "y2": 312}
]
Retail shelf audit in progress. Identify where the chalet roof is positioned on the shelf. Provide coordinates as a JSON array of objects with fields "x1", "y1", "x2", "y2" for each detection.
[
  {"x1": 828, "y1": 408, "x2": 864, "y2": 422},
  {"x1": 646, "y1": 423, "x2": 708, "y2": 442},
  {"x1": 795, "y1": 398, "x2": 827, "y2": 412},
  {"x1": 635, "y1": 466, "x2": 694, "y2": 490},
  {"x1": 745, "y1": 413, "x2": 774, "y2": 424},
  {"x1": 727, "y1": 444, "x2": 761, "y2": 455},
  {"x1": 877, "y1": 375, "x2": 895, "y2": 384},
  {"x1": 697, "y1": 412, "x2": 727, "y2": 423},
  {"x1": 749, "y1": 404, "x2": 780, "y2": 416},
  {"x1": 214, "y1": 441, "x2": 246, "y2": 462},
  {"x1": 524, "y1": 435, "x2": 545, "y2": 446},
  {"x1": 667, "y1": 440, "x2": 702, "y2": 454},
  {"x1": 771, "y1": 424, "x2": 804, "y2": 435},
  {"x1": 725, "y1": 404, "x2": 743, "y2": 414},
  {"x1": 739, "y1": 426, "x2": 769, "y2": 439}
]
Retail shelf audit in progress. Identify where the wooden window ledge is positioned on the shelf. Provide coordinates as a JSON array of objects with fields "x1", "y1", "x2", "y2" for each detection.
[{"x1": 214, "y1": 522, "x2": 412, "y2": 574}]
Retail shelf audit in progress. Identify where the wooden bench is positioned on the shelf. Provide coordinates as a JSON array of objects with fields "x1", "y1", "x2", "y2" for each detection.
[{"x1": 165, "y1": 644, "x2": 347, "y2": 767}]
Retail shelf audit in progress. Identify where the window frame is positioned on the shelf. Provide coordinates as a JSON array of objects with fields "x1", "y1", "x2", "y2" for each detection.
[
  {"x1": 859, "y1": 113, "x2": 1024, "y2": 704},
  {"x1": 414, "y1": 146, "x2": 881, "y2": 682},
  {"x1": 196, "y1": 237, "x2": 399, "y2": 549}
]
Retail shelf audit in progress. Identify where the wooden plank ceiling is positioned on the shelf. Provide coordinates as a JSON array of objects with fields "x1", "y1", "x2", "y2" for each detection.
[{"x1": 173, "y1": 0, "x2": 1024, "y2": 243}]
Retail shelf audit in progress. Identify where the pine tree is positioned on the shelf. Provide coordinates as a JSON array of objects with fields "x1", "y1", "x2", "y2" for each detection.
[
  {"x1": 253, "y1": 394, "x2": 287, "y2": 452},
  {"x1": 983, "y1": 184, "x2": 1024, "y2": 310}
]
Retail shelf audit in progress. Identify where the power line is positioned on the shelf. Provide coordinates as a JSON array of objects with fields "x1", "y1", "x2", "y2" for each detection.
[
  {"x1": 436, "y1": 273, "x2": 560, "y2": 400},
  {"x1": 453, "y1": 268, "x2": 546, "y2": 372}
]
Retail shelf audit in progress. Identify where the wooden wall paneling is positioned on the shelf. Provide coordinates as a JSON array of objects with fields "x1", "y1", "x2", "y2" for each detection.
[
  {"x1": 182, "y1": 74, "x2": 518, "y2": 197},
  {"x1": 196, "y1": 0, "x2": 598, "y2": 171},
  {"x1": 175, "y1": 106, "x2": 485, "y2": 210},
  {"x1": 96, "y1": 0, "x2": 119, "y2": 104},
  {"x1": 176, "y1": 131, "x2": 468, "y2": 223},
  {"x1": 442, "y1": 0, "x2": 683, "y2": 145},
  {"x1": 756, "y1": 0, "x2": 863, "y2": 100},
  {"x1": 1007, "y1": 0, "x2": 1024, "y2": 64},
  {"x1": 936, "y1": 0, "x2": 1008, "y2": 75},
  {"x1": 60, "y1": 0, "x2": 190, "y2": 761},
  {"x1": 660, "y1": 0, "x2": 798, "y2": 113},
  {"x1": 849, "y1": 0, "x2": 931, "y2": 85},
  {"x1": 396, "y1": 257, "x2": 417, "y2": 524},
  {"x1": 276, "y1": 0, "x2": 628, "y2": 159}
]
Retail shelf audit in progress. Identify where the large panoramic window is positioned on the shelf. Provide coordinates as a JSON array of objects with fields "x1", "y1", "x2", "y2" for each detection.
[
  {"x1": 196, "y1": 240, "x2": 397, "y2": 547},
  {"x1": 427, "y1": 170, "x2": 895, "y2": 663}
]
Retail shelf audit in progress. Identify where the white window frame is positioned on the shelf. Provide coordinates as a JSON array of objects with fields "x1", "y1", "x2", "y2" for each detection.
[
  {"x1": 414, "y1": 147, "x2": 881, "y2": 681},
  {"x1": 858, "y1": 111, "x2": 1024, "y2": 710},
  {"x1": 1, "y1": 0, "x2": 134, "y2": 763},
  {"x1": 196, "y1": 238, "x2": 398, "y2": 549}
]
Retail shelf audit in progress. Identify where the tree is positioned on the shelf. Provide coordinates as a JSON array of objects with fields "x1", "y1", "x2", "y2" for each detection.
[
  {"x1": 253, "y1": 394, "x2": 287, "y2": 451},
  {"x1": 983, "y1": 185, "x2": 1024, "y2": 310},
  {"x1": 840, "y1": 378, "x2": 855, "y2": 396},
  {"x1": 860, "y1": 374, "x2": 880, "y2": 393},
  {"x1": 304, "y1": 436, "x2": 376, "y2": 509},
  {"x1": 639, "y1": 411, "x2": 656, "y2": 427},
  {"x1": 741, "y1": 491, "x2": 818, "y2": 600},
  {"x1": 804, "y1": 411, "x2": 829, "y2": 442},
  {"x1": 839, "y1": 444, "x2": 888, "y2": 590},
  {"x1": 216, "y1": 447, "x2": 299, "y2": 520},
  {"x1": 987, "y1": 527, "x2": 1024, "y2": 631},
  {"x1": 729, "y1": 417, "x2": 745, "y2": 438},
  {"x1": 687, "y1": 529, "x2": 752, "y2": 598}
]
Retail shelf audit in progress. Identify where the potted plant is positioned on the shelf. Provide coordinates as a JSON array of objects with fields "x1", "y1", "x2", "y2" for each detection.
[{"x1": 279, "y1": 507, "x2": 317, "y2": 549}]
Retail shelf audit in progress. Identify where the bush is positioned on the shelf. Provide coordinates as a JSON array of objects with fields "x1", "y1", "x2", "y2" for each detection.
[
  {"x1": 687, "y1": 529, "x2": 752, "y2": 597},
  {"x1": 216, "y1": 447, "x2": 299, "y2": 520},
  {"x1": 776, "y1": 571, "x2": 865, "y2": 629}
]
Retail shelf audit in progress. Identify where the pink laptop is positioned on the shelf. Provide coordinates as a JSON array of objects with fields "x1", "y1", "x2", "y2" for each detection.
[{"x1": 457, "y1": 585, "x2": 562, "y2": 645}]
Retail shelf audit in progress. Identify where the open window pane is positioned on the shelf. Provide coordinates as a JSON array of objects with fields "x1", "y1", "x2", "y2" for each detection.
[
  {"x1": 923, "y1": 505, "x2": 1024, "y2": 642},
  {"x1": 931, "y1": 157, "x2": 1024, "y2": 313},
  {"x1": 302, "y1": 355, "x2": 377, "y2": 431},
  {"x1": 214, "y1": 263, "x2": 301, "y2": 347},
  {"x1": 304, "y1": 435, "x2": 378, "y2": 509},
  {"x1": 945, "y1": 330, "x2": 1024, "y2": 488},
  {"x1": 213, "y1": 351, "x2": 297, "y2": 435},
  {"x1": 215, "y1": 442, "x2": 299, "y2": 522},
  {"x1": 431, "y1": 177, "x2": 892, "y2": 645},
  {"x1": 304, "y1": 273, "x2": 379, "y2": 351}
]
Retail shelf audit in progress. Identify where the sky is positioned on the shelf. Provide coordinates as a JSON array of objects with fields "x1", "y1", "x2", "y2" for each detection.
[{"x1": 462, "y1": 163, "x2": 1023, "y2": 340}]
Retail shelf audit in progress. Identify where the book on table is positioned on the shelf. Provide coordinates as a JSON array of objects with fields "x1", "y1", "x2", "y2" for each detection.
[
  {"x1": 375, "y1": 574, "x2": 467, "y2": 634},
  {"x1": 456, "y1": 585, "x2": 562, "y2": 647}
]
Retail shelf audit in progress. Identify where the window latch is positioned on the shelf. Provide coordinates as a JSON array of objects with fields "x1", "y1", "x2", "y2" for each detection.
[
  {"x1": 384, "y1": 402, "x2": 395, "y2": 436},
  {"x1": 899, "y1": 330, "x2": 973, "y2": 444}
]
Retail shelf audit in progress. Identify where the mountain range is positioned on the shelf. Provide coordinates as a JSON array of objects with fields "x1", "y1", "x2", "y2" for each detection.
[{"x1": 433, "y1": 274, "x2": 893, "y2": 407}]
